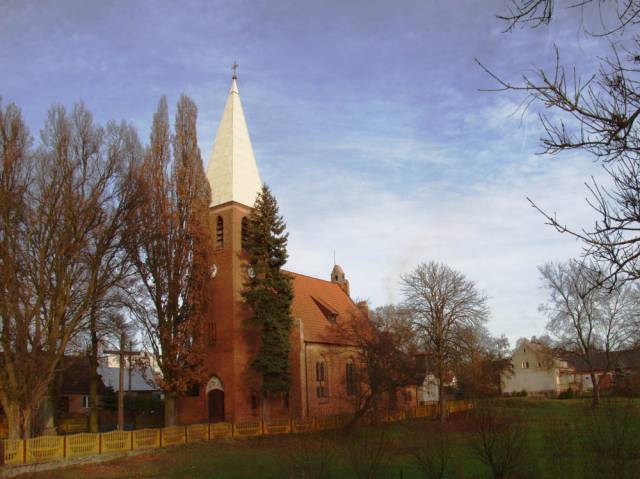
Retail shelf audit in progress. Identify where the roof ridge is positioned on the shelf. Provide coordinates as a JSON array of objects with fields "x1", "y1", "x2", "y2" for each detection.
[{"x1": 283, "y1": 269, "x2": 337, "y2": 285}]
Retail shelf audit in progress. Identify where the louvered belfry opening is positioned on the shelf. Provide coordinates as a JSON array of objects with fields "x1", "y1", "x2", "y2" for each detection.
[{"x1": 216, "y1": 216, "x2": 224, "y2": 248}]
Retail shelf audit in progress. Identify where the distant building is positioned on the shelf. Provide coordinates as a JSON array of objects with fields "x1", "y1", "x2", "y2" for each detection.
[
  {"x1": 502, "y1": 339, "x2": 640, "y2": 396},
  {"x1": 100, "y1": 351, "x2": 161, "y2": 375},
  {"x1": 58, "y1": 356, "x2": 108, "y2": 416}
]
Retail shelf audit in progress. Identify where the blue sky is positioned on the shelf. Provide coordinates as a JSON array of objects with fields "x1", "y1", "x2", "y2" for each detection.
[{"x1": 1, "y1": 0, "x2": 611, "y2": 344}]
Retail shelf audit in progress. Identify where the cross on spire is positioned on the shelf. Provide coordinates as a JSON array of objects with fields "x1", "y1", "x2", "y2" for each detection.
[{"x1": 232, "y1": 62, "x2": 239, "y2": 80}]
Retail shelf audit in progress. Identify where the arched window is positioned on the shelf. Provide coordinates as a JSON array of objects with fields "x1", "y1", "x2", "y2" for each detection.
[
  {"x1": 216, "y1": 216, "x2": 223, "y2": 248},
  {"x1": 316, "y1": 358, "x2": 327, "y2": 398},
  {"x1": 241, "y1": 217, "x2": 249, "y2": 249},
  {"x1": 346, "y1": 359, "x2": 356, "y2": 396}
]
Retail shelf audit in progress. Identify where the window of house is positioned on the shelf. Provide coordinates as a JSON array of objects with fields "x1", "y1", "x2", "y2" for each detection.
[
  {"x1": 216, "y1": 216, "x2": 224, "y2": 248},
  {"x1": 241, "y1": 217, "x2": 249, "y2": 249},
  {"x1": 522, "y1": 361, "x2": 530, "y2": 369},
  {"x1": 251, "y1": 393, "x2": 259, "y2": 410},
  {"x1": 346, "y1": 360, "x2": 356, "y2": 396},
  {"x1": 208, "y1": 321, "x2": 216, "y2": 346},
  {"x1": 82, "y1": 395, "x2": 90, "y2": 409},
  {"x1": 537, "y1": 362, "x2": 542, "y2": 368},
  {"x1": 316, "y1": 359, "x2": 328, "y2": 398},
  {"x1": 283, "y1": 392, "x2": 289, "y2": 409}
]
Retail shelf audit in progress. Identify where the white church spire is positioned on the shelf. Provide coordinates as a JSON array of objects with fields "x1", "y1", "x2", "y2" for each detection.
[{"x1": 206, "y1": 67, "x2": 262, "y2": 208}]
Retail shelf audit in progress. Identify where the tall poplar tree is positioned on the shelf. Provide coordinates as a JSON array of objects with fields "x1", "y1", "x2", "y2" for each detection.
[
  {"x1": 125, "y1": 95, "x2": 214, "y2": 426},
  {"x1": 243, "y1": 185, "x2": 294, "y2": 394}
]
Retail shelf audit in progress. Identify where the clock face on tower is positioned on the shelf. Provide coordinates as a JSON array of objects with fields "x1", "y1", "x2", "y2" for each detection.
[{"x1": 210, "y1": 264, "x2": 218, "y2": 279}]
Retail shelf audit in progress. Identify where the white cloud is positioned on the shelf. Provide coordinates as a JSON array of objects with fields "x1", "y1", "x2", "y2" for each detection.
[{"x1": 279, "y1": 147, "x2": 605, "y2": 346}]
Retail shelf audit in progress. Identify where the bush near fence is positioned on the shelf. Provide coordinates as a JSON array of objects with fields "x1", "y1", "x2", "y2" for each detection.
[{"x1": 2, "y1": 400, "x2": 473, "y2": 466}]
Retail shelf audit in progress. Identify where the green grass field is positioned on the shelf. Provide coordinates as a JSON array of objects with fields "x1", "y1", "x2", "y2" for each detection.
[{"x1": 17, "y1": 398, "x2": 640, "y2": 479}]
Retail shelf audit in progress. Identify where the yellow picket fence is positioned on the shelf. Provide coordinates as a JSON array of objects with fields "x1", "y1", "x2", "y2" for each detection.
[
  {"x1": 233, "y1": 420, "x2": 262, "y2": 437},
  {"x1": 100, "y1": 430, "x2": 131, "y2": 453},
  {"x1": 186, "y1": 424, "x2": 208, "y2": 443},
  {"x1": 132, "y1": 429, "x2": 160, "y2": 450},
  {"x1": 26, "y1": 436, "x2": 64, "y2": 464},
  {"x1": 3, "y1": 440, "x2": 23, "y2": 466},
  {"x1": 161, "y1": 426, "x2": 185, "y2": 447},
  {"x1": 263, "y1": 418, "x2": 290, "y2": 435},
  {"x1": 292, "y1": 417, "x2": 314, "y2": 433},
  {"x1": 209, "y1": 422, "x2": 233, "y2": 439},
  {"x1": 65, "y1": 433, "x2": 99, "y2": 458},
  {"x1": 2, "y1": 401, "x2": 474, "y2": 467}
]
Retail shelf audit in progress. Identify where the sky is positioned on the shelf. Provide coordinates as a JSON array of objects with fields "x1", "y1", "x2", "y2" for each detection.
[{"x1": 0, "y1": 0, "x2": 614, "y2": 345}]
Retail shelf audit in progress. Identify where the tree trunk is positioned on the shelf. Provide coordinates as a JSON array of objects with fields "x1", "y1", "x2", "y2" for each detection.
[
  {"x1": 591, "y1": 372, "x2": 600, "y2": 407},
  {"x1": 89, "y1": 313, "x2": 99, "y2": 433},
  {"x1": 164, "y1": 393, "x2": 176, "y2": 426},
  {"x1": 438, "y1": 375, "x2": 446, "y2": 423},
  {"x1": 20, "y1": 407, "x2": 32, "y2": 440},
  {"x1": 4, "y1": 401, "x2": 21, "y2": 440}
]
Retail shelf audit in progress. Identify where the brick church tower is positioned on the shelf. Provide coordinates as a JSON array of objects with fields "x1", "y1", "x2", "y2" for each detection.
[
  {"x1": 177, "y1": 72, "x2": 264, "y2": 424},
  {"x1": 177, "y1": 72, "x2": 375, "y2": 425}
]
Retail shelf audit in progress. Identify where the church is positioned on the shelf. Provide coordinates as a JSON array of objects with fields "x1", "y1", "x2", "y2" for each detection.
[{"x1": 176, "y1": 73, "x2": 365, "y2": 424}]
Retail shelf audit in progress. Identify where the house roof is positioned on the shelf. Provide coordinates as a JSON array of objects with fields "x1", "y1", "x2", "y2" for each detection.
[
  {"x1": 288, "y1": 271, "x2": 362, "y2": 346},
  {"x1": 563, "y1": 349, "x2": 640, "y2": 373},
  {"x1": 98, "y1": 366, "x2": 159, "y2": 392},
  {"x1": 60, "y1": 356, "x2": 108, "y2": 396}
]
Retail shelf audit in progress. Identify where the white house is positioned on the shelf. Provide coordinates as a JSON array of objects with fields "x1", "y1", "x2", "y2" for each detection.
[
  {"x1": 502, "y1": 340, "x2": 572, "y2": 396},
  {"x1": 502, "y1": 339, "x2": 640, "y2": 396}
]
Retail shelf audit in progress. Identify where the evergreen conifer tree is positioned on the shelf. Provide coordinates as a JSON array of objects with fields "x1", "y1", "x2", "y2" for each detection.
[{"x1": 242, "y1": 184, "x2": 294, "y2": 394}]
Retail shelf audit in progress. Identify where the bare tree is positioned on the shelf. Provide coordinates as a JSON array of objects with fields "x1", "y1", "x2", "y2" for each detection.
[
  {"x1": 335, "y1": 304, "x2": 417, "y2": 427},
  {"x1": 0, "y1": 100, "x2": 137, "y2": 439},
  {"x1": 467, "y1": 403, "x2": 532, "y2": 479},
  {"x1": 345, "y1": 425, "x2": 391, "y2": 479},
  {"x1": 539, "y1": 259, "x2": 637, "y2": 405},
  {"x1": 456, "y1": 330, "x2": 513, "y2": 399},
  {"x1": 580, "y1": 399, "x2": 640, "y2": 479},
  {"x1": 401, "y1": 261, "x2": 489, "y2": 422},
  {"x1": 410, "y1": 421, "x2": 453, "y2": 479},
  {"x1": 125, "y1": 95, "x2": 214, "y2": 426},
  {"x1": 482, "y1": 1, "x2": 640, "y2": 284}
]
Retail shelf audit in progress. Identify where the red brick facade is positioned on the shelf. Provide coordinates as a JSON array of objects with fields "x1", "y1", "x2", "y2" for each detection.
[{"x1": 176, "y1": 200, "x2": 363, "y2": 423}]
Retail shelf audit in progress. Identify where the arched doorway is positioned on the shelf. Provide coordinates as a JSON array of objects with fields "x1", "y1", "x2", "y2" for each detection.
[{"x1": 206, "y1": 376, "x2": 224, "y2": 423}]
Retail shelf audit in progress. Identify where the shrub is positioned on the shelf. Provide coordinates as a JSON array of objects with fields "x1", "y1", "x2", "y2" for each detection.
[
  {"x1": 542, "y1": 419, "x2": 576, "y2": 478},
  {"x1": 283, "y1": 431, "x2": 335, "y2": 479},
  {"x1": 579, "y1": 399, "x2": 640, "y2": 479},
  {"x1": 558, "y1": 388, "x2": 574, "y2": 400},
  {"x1": 466, "y1": 403, "x2": 537, "y2": 479},
  {"x1": 345, "y1": 425, "x2": 391, "y2": 479},
  {"x1": 410, "y1": 422, "x2": 452, "y2": 479}
]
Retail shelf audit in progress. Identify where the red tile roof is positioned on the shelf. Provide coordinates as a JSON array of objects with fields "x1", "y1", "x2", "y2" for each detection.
[{"x1": 287, "y1": 271, "x2": 362, "y2": 346}]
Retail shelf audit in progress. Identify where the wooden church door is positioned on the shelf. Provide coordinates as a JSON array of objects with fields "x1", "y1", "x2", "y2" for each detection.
[{"x1": 208, "y1": 389, "x2": 225, "y2": 423}]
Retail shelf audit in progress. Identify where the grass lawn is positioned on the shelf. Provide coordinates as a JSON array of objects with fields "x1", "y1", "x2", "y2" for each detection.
[{"x1": 15, "y1": 397, "x2": 640, "y2": 479}]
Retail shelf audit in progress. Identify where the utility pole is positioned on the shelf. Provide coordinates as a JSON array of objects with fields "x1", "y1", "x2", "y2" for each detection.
[{"x1": 105, "y1": 333, "x2": 141, "y2": 430}]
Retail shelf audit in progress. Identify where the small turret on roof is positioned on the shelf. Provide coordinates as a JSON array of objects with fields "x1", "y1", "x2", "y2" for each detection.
[{"x1": 330, "y1": 264, "x2": 350, "y2": 296}]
